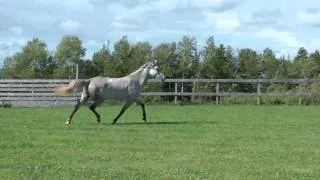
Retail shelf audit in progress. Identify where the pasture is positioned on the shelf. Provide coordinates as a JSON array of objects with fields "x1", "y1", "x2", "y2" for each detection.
[{"x1": 1, "y1": 105, "x2": 320, "y2": 179}]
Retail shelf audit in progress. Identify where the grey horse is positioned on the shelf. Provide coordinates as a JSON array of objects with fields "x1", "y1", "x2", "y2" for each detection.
[{"x1": 55, "y1": 60, "x2": 165, "y2": 125}]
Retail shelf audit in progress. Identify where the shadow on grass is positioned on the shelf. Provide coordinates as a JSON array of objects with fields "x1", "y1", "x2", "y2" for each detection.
[{"x1": 108, "y1": 121, "x2": 217, "y2": 126}]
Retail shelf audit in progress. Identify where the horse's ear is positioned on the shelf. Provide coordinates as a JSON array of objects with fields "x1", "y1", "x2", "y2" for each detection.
[{"x1": 153, "y1": 60, "x2": 158, "y2": 65}]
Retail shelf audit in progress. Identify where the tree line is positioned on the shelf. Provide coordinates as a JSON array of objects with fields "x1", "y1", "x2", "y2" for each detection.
[
  {"x1": 2, "y1": 35, "x2": 320, "y2": 80},
  {"x1": 2, "y1": 35, "x2": 320, "y2": 104}
]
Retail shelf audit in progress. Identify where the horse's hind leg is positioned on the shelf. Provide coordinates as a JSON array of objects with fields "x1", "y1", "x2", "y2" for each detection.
[
  {"x1": 67, "y1": 99, "x2": 85, "y2": 125},
  {"x1": 66, "y1": 90, "x2": 88, "y2": 125},
  {"x1": 89, "y1": 101, "x2": 103, "y2": 123},
  {"x1": 112, "y1": 101, "x2": 133, "y2": 124},
  {"x1": 135, "y1": 98, "x2": 146, "y2": 122}
]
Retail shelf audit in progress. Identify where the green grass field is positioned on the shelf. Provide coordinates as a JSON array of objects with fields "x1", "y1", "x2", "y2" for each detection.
[{"x1": 1, "y1": 105, "x2": 320, "y2": 179}]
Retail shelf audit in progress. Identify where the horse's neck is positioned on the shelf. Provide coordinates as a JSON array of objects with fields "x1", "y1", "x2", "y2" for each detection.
[{"x1": 128, "y1": 68, "x2": 149, "y2": 86}]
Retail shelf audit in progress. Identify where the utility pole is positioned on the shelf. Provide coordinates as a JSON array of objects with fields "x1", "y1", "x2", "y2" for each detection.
[{"x1": 76, "y1": 64, "x2": 79, "y2": 79}]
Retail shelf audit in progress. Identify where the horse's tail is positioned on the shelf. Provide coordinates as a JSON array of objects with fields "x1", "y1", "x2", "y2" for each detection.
[{"x1": 55, "y1": 79, "x2": 89, "y2": 95}]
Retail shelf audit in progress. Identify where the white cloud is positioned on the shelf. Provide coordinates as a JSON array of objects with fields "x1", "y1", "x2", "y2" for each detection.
[
  {"x1": 108, "y1": 0, "x2": 242, "y2": 32},
  {"x1": 0, "y1": 37, "x2": 27, "y2": 49},
  {"x1": 111, "y1": 21, "x2": 131, "y2": 29},
  {"x1": 153, "y1": 29, "x2": 187, "y2": 35},
  {"x1": 10, "y1": 26, "x2": 23, "y2": 35},
  {"x1": 216, "y1": 17, "x2": 240, "y2": 31},
  {"x1": 131, "y1": 29, "x2": 188, "y2": 42},
  {"x1": 108, "y1": 3, "x2": 149, "y2": 30},
  {"x1": 296, "y1": 10, "x2": 320, "y2": 26},
  {"x1": 245, "y1": 8, "x2": 281, "y2": 26},
  {"x1": 254, "y1": 28, "x2": 320, "y2": 57},
  {"x1": 141, "y1": 0, "x2": 242, "y2": 13},
  {"x1": 33, "y1": 0, "x2": 94, "y2": 12},
  {"x1": 254, "y1": 28, "x2": 305, "y2": 48},
  {"x1": 110, "y1": 16, "x2": 142, "y2": 30},
  {"x1": 2, "y1": 0, "x2": 320, "y2": 67},
  {"x1": 84, "y1": 39, "x2": 100, "y2": 49},
  {"x1": 59, "y1": 20, "x2": 80, "y2": 33},
  {"x1": 151, "y1": 1, "x2": 183, "y2": 12},
  {"x1": 194, "y1": 0, "x2": 241, "y2": 12},
  {"x1": 308, "y1": 39, "x2": 320, "y2": 51},
  {"x1": 106, "y1": 3, "x2": 129, "y2": 17}
]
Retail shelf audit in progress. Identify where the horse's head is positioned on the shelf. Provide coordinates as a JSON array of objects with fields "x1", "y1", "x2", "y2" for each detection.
[{"x1": 148, "y1": 60, "x2": 165, "y2": 81}]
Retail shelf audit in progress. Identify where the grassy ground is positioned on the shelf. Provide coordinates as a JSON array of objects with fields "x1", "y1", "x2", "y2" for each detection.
[{"x1": 1, "y1": 105, "x2": 320, "y2": 179}]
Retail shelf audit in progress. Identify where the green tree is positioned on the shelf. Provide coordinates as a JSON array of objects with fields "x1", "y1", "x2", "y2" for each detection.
[
  {"x1": 78, "y1": 59, "x2": 99, "y2": 78},
  {"x1": 177, "y1": 36, "x2": 199, "y2": 78},
  {"x1": 261, "y1": 48, "x2": 279, "y2": 79},
  {"x1": 2, "y1": 56, "x2": 18, "y2": 78},
  {"x1": 53, "y1": 35, "x2": 86, "y2": 78},
  {"x1": 129, "y1": 41, "x2": 152, "y2": 72},
  {"x1": 236, "y1": 48, "x2": 260, "y2": 78},
  {"x1": 308, "y1": 50, "x2": 320, "y2": 78},
  {"x1": 91, "y1": 43, "x2": 112, "y2": 76},
  {"x1": 202, "y1": 43, "x2": 234, "y2": 79},
  {"x1": 288, "y1": 47, "x2": 308, "y2": 78},
  {"x1": 303, "y1": 60, "x2": 318, "y2": 78},
  {"x1": 225, "y1": 45, "x2": 236, "y2": 78},
  {"x1": 152, "y1": 42, "x2": 180, "y2": 102},
  {"x1": 201, "y1": 37, "x2": 234, "y2": 79},
  {"x1": 153, "y1": 42, "x2": 179, "y2": 78},
  {"x1": 3, "y1": 38, "x2": 51, "y2": 79},
  {"x1": 38, "y1": 55, "x2": 56, "y2": 79},
  {"x1": 111, "y1": 36, "x2": 131, "y2": 77},
  {"x1": 233, "y1": 48, "x2": 261, "y2": 93},
  {"x1": 200, "y1": 36, "x2": 215, "y2": 78},
  {"x1": 295, "y1": 47, "x2": 308, "y2": 60},
  {"x1": 216, "y1": 44, "x2": 233, "y2": 78},
  {"x1": 275, "y1": 55, "x2": 290, "y2": 79}
]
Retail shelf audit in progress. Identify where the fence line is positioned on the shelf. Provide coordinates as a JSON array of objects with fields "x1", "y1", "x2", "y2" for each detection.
[{"x1": 1, "y1": 79, "x2": 320, "y2": 107}]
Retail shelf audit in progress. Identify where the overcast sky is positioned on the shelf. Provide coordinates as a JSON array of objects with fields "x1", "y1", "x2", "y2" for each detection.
[{"x1": 0, "y1": 0, "x2": 320, "y2": 67}]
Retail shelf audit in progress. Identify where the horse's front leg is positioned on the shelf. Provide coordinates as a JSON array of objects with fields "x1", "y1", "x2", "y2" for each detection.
[
  {"x1": 135, "y1": 98, "x2": 146, "y2": 122},
  {"x1": 112, "y1": 101, "x2": 133, "y2": 124}
]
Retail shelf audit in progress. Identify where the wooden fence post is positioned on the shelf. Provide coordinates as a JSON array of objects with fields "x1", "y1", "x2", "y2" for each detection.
[
  {"x1": 31, "y1": 82, "x2": 35, "y2": 104},
  {"x1": 298, "y1": 83, "x2": 302, "y2": 105},
  {"x1": 216, "y1": 83, "x2": 219, "y2": 105},
  {"x1": 257, "y1": 82, "x2": 261, "y2": 105},
  {"x1": 191, "y1": 81, "x2": 195, "y2": 102},
  {"x1": 174, "y1": 82, "x2": 177, "y2": 105}
]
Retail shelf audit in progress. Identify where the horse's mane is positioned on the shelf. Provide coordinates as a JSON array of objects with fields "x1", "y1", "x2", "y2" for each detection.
[
  {"x1": 139, "y1": 62, "x2": 153, "y2": 69},
  {"x1": 127, "y1": 61, "x2": 153, "y2": 77}
]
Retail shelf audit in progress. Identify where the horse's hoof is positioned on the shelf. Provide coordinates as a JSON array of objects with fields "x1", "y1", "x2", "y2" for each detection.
[
  {"x1": 65, "y1": 121, "x2": 70, "y2": 125},
  {"x1": 112, "y1": 119, "x2": 118, "y2": 124}
]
